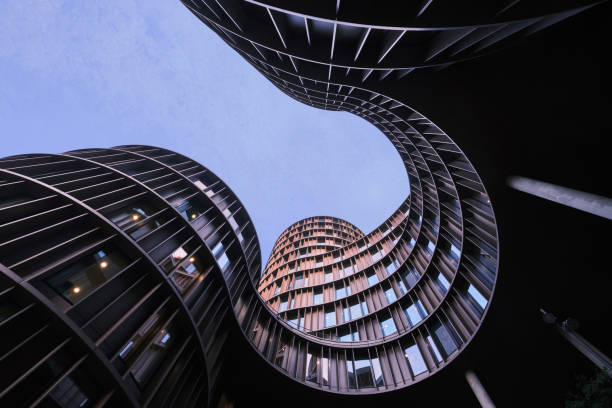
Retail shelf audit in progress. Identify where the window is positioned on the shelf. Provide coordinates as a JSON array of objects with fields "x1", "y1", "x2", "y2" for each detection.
[
  {"x1": 427, "y1": 335, "x2": 443, "y2": 363},
  {"x1": 222, "y1": 207, "x2": 239, "y2": 230},
  {"x1": 321, "y1": 357, "x2": 330, "y2": 386},
  {"x1": 347, "y1": 360, "x2": 357, "y2": 389},
  {"x1": 371, "y1": 251, "x2": 382, "y2": 262},
  {"x1": 108, "y1": 203, "x2": 155, "y2": 231},
  {"x1": 305, "y1": 353, "x2": 319, "y2": 383},
  {"x1": 355, "y1": 358, "x2": 374, "y2": 388},
  {"x1": 402, "y1": 267, "x2": 420, "y2": 288},
  {"x1": 338, "y1": 330, "x2": 360, "y2": 342},
  {"x1": 129, "y1": 322, "x2": 176, "y2": 387},
  {"x1": 404, "y1": 300, "x2": 427, "y2": 327},
  {"x1": 46, "y1": 247, "x2": 128, "y2": 304},
  {"x1": 313, "y1": 289, "x2": 323, "y2": 305},
  {"x1": 175, "y1": 197, "x2": 206, "y2": 221},
  {"x1": 348, "y1": 300, "x2": 367, "y2": 320},
  {"x1": 397, "y1": 279, "x2": 407, "y2": 295},
  {"x1": 372, "y1": 357, "x2": 384, "y2": 386},
  {"x1": 212, "y1": 242, "x2": 230, "y2": 270},
  {"x1": 467, "y1": 284, "x2": 488, "y2": 316},
  {"x1": 335, "y1": 284, "x2": 346, "y2": 299},
  {"x1": 450, "y1": 244, "x2": 461, "y2": 261},
  {"x1": 435, "y1": 272, "x2": 450, "y2": 294},
  {"x1": 367, "y1": 271, "x2": 379, "y2": 286},
  {"x1": 169, "y1": 253, "x2": 204, "y2": 293},
  {"x1": 278, "y1": 297, "x2": 288, "y2": 312},
  {"x1": 324, "y1": 308, "x2": 336, "y2": 327},
  {"x1": 343, "y1": 264, "x2": 353, "y2": 276},
  {"x1": 383, "y1": 284, "x2": 397, "y2": 304},
  {"x1": 427, "y1": 241, "x2": 435, "y2": 254},
  {"x1": 385, "y1": 260, "x2": 398, "y2": 275},
  {"x1": 431, "y1": 320, "x2": 459, "y2": 358},
  {"x1": 379, "y1": 316, "x2": 397, "y2": 337},
  {"x1": 324, "y1": 271, "x2": 333, "y2": 283},
  {"x1": 361, "y1": 301, "x2": 369, "y2": 315},
  {"x1": 294, "y1": 273, "x2": 304, "y2": 289},
  {"x1": 274, "y1": 285, "x2": 280, "y2": 295},
  {"x1": 404, "y1": 344, "x2": 427, "y2": 376}
]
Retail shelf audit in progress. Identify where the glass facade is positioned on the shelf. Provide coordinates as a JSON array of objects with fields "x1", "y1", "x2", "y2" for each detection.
[{"x1": 46, "y1": 247, "x2": 128, "y2": 304}]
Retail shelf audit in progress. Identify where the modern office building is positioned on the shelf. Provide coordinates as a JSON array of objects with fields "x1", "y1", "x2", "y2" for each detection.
[
  {"x1": 0, "y1": 133, "x2": 497, "y2": 406},
  {"x1": 1, "y1": 1, "x2": 609, "y2": 408}
]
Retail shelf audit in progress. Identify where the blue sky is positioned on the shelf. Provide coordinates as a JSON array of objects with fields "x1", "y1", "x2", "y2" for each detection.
[{"x1": 0, "y1": 1, "x2": 407, "y2": 260}]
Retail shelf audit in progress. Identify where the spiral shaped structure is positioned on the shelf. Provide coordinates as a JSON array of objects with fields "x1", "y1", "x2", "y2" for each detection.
[{"x1": 0, "y1": 1, "x2": 601, "y2": 407}]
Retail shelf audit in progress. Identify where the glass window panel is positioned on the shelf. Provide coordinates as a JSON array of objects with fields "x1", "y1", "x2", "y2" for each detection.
[
  {"x1": 450, "y1": 244, "x2": 461, "y2": 260},
  {"x1": 175, "y1": 197, "x2": 207, "y2": 221},
  {"x1": 385, "y1": 260, "x2": 397, "y2": 275},
  {"x1": 380, "y1": 316, "x2": 397, "y2": 336},
  {"x1": 360, "y1": 301, "x2": 368, "y2": 315},
  {"x1": 46, "y1": 247, "x2": 128, "y2": 304},
  {"x1": 349, "y1": 302, "x2": 362, "y2": 320},
  {"x1": 324, "y1": 309, "x2": 336, "y2": 327},
  {"x1": 435, "y1": 272, "x2": 450, "y2": 294},
  {"x1": 278, "y1": 298, "x2": 288, "y2": 312},
  {"x1": 305, "y1": 353, "x2": 319, "y2": 383},
  {"x1": 384, "y1": 285, "x2": 397, "y2": 304},
  {"x1": 409, "y1": 238, "x2": 416, "y2": 248},
  {"x1": 169, "y1": 253, "x2": 204, "y2": 294},
  {"x1": 294, "y1": 273, "x2": 303, "y2": 289},
  {"x1": 347, "y1": 359, "x2": 357, "y2": 389},
  {"x1": 468, "y1": 284, "x2": 488, "y2": 310},
  {"x1": 212, "y1": 242, "x2": 230, "y2": 270},
  {"x1": 404, "y1": 344, "x2": 427, "y2": 376},
  {"x1": 372, "y1": 357, "x2": 384, "y2": 386},
  {"x1": 432, "y1": 321, "x2": 458, "y2": 358},
  {"x1": 367, "y1": 272, "x2": 379, "y2": 286},
  {"x1": 321, "y1": 357, "x2": 330, "y2": 386},
  {"x1": 427, "y1": 335, "x2": 443, "y2": 363},
  {"x1": 343, "y1": 306, "x2": 350, "y2": 323},
  {"x1": 336, "y1": 285, "x2": 346, "y2": 299},
  {"x1": 313, "y1": 289, "x2": 323, "y2": 305},
  {"x1": 405, "y1": 303, "x2": 423, "y2": 327},
  {"x1": 355, "y1": 358, "x2": 374, "y2": 388},
  {"x1": 397, "y1": 279, "x2": 407, "y2": 295}
]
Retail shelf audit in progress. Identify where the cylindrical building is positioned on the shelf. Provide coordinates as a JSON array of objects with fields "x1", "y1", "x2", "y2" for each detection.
[{"x1": 0, "y1": 146, "x2": 261, "y2": 407}]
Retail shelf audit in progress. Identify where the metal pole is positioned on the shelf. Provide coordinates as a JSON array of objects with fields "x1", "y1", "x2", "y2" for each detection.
[
  {"x1": 507, "y1": 176, "x2": 612, "y2": 220},
  {"x1": 540, "y1": 309, "x2": 612, "y2": 377},
  {"x1": 465, "y1": 370, "x2": 496, "y2": 408}
]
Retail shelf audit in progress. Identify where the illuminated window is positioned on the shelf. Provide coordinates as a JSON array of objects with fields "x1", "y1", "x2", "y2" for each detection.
[{"x1": 46, "y1": 247, "x2": 128, "y2": 304}]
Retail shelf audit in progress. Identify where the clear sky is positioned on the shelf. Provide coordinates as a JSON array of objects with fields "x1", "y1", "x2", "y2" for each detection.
[{"x1": 0, "y1": 1, "x2": 408, "y2": 261}]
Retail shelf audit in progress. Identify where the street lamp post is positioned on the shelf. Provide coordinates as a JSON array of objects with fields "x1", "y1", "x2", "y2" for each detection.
[
  {"x1": 540, "y1": 309, "x2": 612, "y2": 377},
  {"x1": 465, "y1": 370, "x2": 496, "y2": 408}
]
